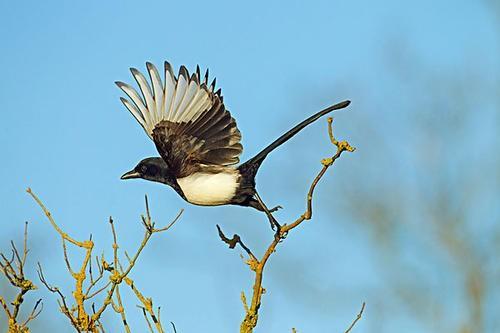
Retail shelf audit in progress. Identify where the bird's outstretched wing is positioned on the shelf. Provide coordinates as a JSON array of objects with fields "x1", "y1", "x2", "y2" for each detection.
[{"x1": 116, "y1": 62, "x2": 243, "y2": 178}]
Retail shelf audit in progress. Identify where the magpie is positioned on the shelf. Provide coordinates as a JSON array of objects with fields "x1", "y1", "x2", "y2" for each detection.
[{"x1": 117, "y1": 62, "x2": 350, "y2": 211}]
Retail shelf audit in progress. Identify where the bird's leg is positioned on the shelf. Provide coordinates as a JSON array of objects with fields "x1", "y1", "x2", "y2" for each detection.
[{"x1": 254, "y1": 191, "x2": 281, "y2": 232}]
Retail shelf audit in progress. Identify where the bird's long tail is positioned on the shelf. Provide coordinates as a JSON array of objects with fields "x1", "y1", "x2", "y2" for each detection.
[{"x1": 240, "y1": 100, "x2": 351, "y2": 173}]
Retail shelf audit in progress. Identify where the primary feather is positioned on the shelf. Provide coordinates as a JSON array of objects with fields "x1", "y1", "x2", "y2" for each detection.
[
  {"x1": 116, "y1": 62, "x2": 243, "y2": 178},
  {"x1": 116, "y1": 62, "x2": 217, "y2": 139}
]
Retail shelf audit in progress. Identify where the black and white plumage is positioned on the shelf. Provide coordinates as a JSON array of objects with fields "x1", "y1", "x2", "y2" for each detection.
[{"x1": 117, "y1": 61, "x2": 350, "y2": 211}]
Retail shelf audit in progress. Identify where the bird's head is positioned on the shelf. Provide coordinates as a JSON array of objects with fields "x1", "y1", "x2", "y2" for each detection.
[{"x1": 120, "y1": 157, "x2": 173, "y2": 185}]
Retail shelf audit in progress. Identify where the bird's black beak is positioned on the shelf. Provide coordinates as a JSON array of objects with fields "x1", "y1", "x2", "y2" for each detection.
[{"x1": 120, "y1": 170, "x2": 141, "y2": 180}]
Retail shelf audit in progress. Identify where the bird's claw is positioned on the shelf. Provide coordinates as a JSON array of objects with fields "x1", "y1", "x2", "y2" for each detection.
[
  {"x1": 269, "y1": 205, "x2": 283, "y2": 213},
  {"x1": 270, "y1": 218, "x2": 281, "y2": 233}
]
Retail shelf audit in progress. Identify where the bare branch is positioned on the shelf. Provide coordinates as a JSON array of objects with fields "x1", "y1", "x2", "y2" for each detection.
[
  {"x1": 0, "y1": 295, "x2": 12, "y2": 318},
  {"x1": 125, "y1": 277, "x2": 165, "y2": 332},
  {"x1": 344, "y1": 302, "x2": 366, "y2": 333},
  {"x1": 216, "y1": 225, "x2": 256, "y2": 262},
  {"x1": 139, "y1": 306, "x2": 155, "y2": 333},
  {"x1": 27, "y1": 188, "x2": 92, "y2": 249},
  {"x1": 62, "y1": 239, "x2": 75, "y2": 276},
  {"x1": 113, "y1": 286, "x2": 131, "y2": 333},
  {"x1": 0, "y1": 223, "x2": 40, "y2": 332},
  {"x1": 37, "y1": 262, "x2": 78, "y2": 329},
  {"x1": 22, "y1": 299, "x2": 43, "y2": 326},
  {"x1": 217, "y1": 116, "x2": 356, "y2": 333},
  {"x1": 28, "y1": 191, "x2": 180, "y2": 332}
]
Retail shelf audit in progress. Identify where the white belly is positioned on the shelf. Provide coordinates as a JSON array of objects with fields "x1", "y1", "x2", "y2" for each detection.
[{"x1": 177, "y1": 171, "x2": 239, "y2": 206}]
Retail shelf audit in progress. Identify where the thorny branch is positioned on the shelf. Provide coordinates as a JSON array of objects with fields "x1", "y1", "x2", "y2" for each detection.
[
  {"x1": 27, "y1": 190, "x2": 182, "y2": 332},
  {"x1": 0, "y1": 222, "x2": 42, "y2": 333},
  {"x1": 217, "y1": 117, "x2": 361, "y2": 333}
]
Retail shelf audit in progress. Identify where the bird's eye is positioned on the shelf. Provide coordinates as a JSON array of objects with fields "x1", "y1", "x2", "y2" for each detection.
[{"x1": 141, "y1": 165, "x2": 148, "y2": 173}]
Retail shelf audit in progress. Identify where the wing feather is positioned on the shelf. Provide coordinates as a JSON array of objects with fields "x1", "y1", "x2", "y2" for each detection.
[
  {"x1": 117, "y1": 61, "x2": 243, "y2": 174},
  {"x1": 130, "y1": 68, "x2": 156, "y2": 132},
  {"x1": 163, "y1": 62, "x2": 176, "y2": 121},
  {"x1": 146, "y1": 62, "x2": 164, "y2": 124},
  {"x1": 119, "y1": 97, "x2": 147, "y2": 129},
  {"x1": 170, "y1": 70, "x2": 188, "y2": 122},
  {"x1": 115, "y1": 81, "x2": 150, "y2": 133},
  {"x1": 176, "y1": 81, "x2": 199, "y2": 123}
]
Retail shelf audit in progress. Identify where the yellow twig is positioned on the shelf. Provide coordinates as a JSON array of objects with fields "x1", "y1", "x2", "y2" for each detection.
[
  {"x1": 29, "y1": 191, "x2": 181, "y2": 332},
  {"x1": 0, "y1": 222, "x2": 40, "y2": 332},
  {"x1": 114, "y1": 286, "x2": 131, "y2": 333},
  {"x1": 125, "y1": 277, "x2": 164, "y2": 333},
  {"x1": 218, "y1": 116, "x2": 355, "y2": 333},
  {"x1": 27, "y1": 188, "x2": 92, "y2": 249}
]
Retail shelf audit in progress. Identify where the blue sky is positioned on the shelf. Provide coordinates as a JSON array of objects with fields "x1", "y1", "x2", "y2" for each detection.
[{"x1": 1, "y1": 1, "x2": 498, "y2": 332}]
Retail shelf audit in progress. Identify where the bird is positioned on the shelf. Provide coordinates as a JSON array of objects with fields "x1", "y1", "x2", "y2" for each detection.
[{"x1": 117, "y1": 61, "x2": 350, "y2": 212}]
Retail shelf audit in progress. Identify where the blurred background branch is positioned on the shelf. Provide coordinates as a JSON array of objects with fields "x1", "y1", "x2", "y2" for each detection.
[{"x1": 332, "y1": 23, "x2": 499, "y2": 333}]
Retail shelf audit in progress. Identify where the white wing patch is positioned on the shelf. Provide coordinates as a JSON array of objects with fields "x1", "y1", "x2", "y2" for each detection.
[
  {"x1": 177, "y1": 171, "x2": 239, "y2": 206},
  {"x1": 116, "y1": 62, "x2": 216, "y2": 139}
]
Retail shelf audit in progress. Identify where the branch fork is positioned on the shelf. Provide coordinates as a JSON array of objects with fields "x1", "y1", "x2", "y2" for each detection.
[
  {"x1": 0, "y1": 222, "x2": 42, "y2": 333},
  {"x1": 27, "y1": 190, "x2": 182, "y2": 332},
  {"x1": 217, "y1": 116, "x2": 358, "y2": 333}
]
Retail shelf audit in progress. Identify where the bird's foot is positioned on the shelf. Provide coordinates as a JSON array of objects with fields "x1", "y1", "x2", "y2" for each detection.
[
  {"x1": 272, "y1": 220, "x2": 281, "y2": 235},
  {"x1": 268, "y1": 205, "x2": 283, "y2": 213},
  {"x1": 252, "y1": 193, "x2": 282, "y2": 232},
  {"x1": 265, "y1": 206, "x2": 282, "y2": 231}
]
